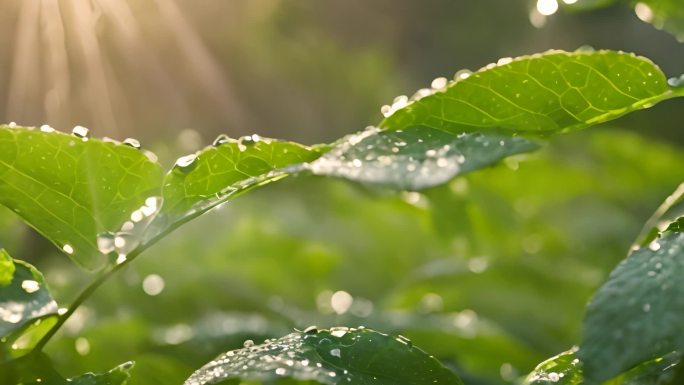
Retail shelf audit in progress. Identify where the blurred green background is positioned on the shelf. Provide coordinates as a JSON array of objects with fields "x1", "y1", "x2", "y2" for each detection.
[{"x1": 0, "y1": 1, "x2": 683, "y2": 384}]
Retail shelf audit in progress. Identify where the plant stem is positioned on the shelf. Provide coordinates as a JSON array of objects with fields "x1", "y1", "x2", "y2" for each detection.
[{"x1": 34, "y1": 248, "x2": 143, "y2": 352}]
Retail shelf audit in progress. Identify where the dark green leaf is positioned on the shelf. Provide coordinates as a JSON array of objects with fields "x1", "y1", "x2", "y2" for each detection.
[
  {"x1": 0, "y1": 352, "x2": 133, "y2": 384},
  {"x1": 0, "y1": 249, "x2": 57, "y2": 341},
  {"x1": 380, "y1": 50, "x2": 673, "y2": 134},
  {"x1": 184, "y1": 327, "x2": 463, "y2": 385},
  {"x1": 0, "y1": 125, "x2": 164, "y2": 270},
  {"x1": 578, "y1": 224, "x2": 684, "y2": 384},
  {"x1": 305, "y1": 126, "x2": 540, "y2": 190}
]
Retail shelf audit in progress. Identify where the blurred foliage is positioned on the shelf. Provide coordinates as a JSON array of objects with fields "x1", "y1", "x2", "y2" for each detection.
[{"x1": 0, "y1": 128, "x2": 676, "y2": 384}]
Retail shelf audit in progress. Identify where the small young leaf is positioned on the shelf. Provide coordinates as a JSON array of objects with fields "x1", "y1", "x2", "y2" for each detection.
[
  {"x1": 0, "y1": 249, "x2": 58, "y2": 341},
  {"x1": 306, "y1": 126, "x2": 540, "y2": 190},
  {"x1": 523, "y1": 348, "x2": 581, "y2": 385},
  {"x1": 0, "y1": 352, "x2": 133, "y2": 384},
  {"x1": 184, "y1": 327, "x2": 463, "y2": 385},
  {"x1": 524, "y1": 348, "x2": 680, "y2": 385},
  {"x1": 0, "y1": 126, "x2": 164, "y2": 270},
  {"x1": 381, "y1": 50, "x2": 673, "y2": 134},
  {"x1": 578, "y1": 220, "x2": 684, "y2": 384}
]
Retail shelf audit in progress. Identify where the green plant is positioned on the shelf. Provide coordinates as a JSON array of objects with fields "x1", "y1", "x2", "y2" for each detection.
[{"x1": 1, "y1": 8, "x2": 684, "y2": 385}]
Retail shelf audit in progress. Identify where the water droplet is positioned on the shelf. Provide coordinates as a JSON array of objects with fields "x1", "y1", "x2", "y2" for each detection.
[
  {"x1": 548, "y1": 371, "x2": 560, "y2": 382},
  {"x1": 330, "y1": 348, "x2": 341, "y2": 358},
  {"x1": 123, "y1": 138, "x2": 141, "y2": 149},
  {"x1": 96, "y1": 233, "x2": 116, "y2": 254},
  {"x1": 175, "y1": 154, "x2": 198, "y2": 168},
  {"x1": 39, "y1": 124, "x2": 55, "y2": 133},
  {"x1": 62, "y1": 244, "x2": 74, "y2": 255},
  {"x1": 431, "y1": 77, "x2": 448, "y2": 90},
  {"x1": 396, "y1": 335, "x2": 413, "y2": 348},
  {"x1": 243, "y1": 339, "x2": 254, "y2": 348},
  {"x1": 71, "y1": 125, "x2": 90, "y2": 140},
  {"x1": 275, "y1": 367, "x2": 286, "y2": 375},
  {"x1": 21, "y1": 280, "x2": 40, "y2": 293},
  {"x1": 304, "y1": 326, "x2": 318, "y2": 334},
  {"x1": 212, "y1": 134, "x2": 232, "y2": 146},
  {"x1": 649, "y1": 240, "x2": 661, "y2": 251},
  {"x1": 454, "y1": 69, "x2": 472, "y2": 80},
  {"x1": 497, "y1": 57, "x2": 513, "y2": 66}
]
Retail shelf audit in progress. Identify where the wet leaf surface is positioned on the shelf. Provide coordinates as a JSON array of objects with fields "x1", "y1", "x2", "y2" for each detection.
[
  {"x1": 579, "y1": 220, "x2": 684, "y2": 384},
  {"x1": 0, "y1": 125, "x2": 164, "y2": 270},
  {"x1": 184, "y1": 327, "x2": 463, "y2": 385},
  {"x1": 0, "y1": 352, "x2": 133, "y2": 384}
]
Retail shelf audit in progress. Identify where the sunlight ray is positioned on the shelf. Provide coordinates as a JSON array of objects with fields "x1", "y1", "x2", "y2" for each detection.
[
  {"x1": 65, "y1": 0, "x2": 118, "y2": 134},
  {"x1": 6, "y1": 0, "x2": 42, "y2": 122},
  {"x1": 40, "y1": 0, "x2": 71, "y2": 129},
  {"x1": 95, "y1": 0, "x2": 189, "y2": 121},
  {"x1": 151, "y1": 0, "x2": 248, "y2": 132}
]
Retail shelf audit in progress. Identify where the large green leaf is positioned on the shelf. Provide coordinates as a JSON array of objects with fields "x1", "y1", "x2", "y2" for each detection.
[
  {"x1": 0, "y1": 125, "x2": 164, "y2": 270},
  {"x1": 578, "y1": 218, "x2": 684, "y2": 384},
  {"x1": 305, "y1": 126, "x2": 539, "y2": 190},
  {"x1": 0, "y1": 352, "x2": 133, "y2": 384},
  {"x1": 0, "y1": 249, "x2": 57, "y2": 342},
  {"x1": 184, "y1": 327, "x2": 463, "y2": 385},
  {"x1": 380, "y1": 50, "x2": 674, "y2": 134}
]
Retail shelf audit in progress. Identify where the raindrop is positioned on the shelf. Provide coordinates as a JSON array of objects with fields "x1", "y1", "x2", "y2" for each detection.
[
  {"x1": 667, "y1": 76, "x2": 684, "y2": 87},
  {"x1": 454, "y1": 69, "x2": 472, "y2": 81},
  {"x1": 275, "y1": 368, "x2": 286, "y2": 376},
  {"x1": 212, "y1": 134, "x2": 231, "y2": 147},
  {"x1": 548, "y1": 372, "x2": 560, "y2": 382},
  {"x1": 62, "y1": 244, "x2": 74, "y2": 255},
  {"x1": 497, "y1": 57, "x2": 513, "y2": 66},
  {"x1": 123, "y1": 138, "x2": 141, "y2": 149},
  {"x1": 431, "y1": 77, "x2": 448, "y2": 90},
  {"x1": 21, "y1": 280, "x2": 40, "y2": 294},
  {"x1": 330, "y1": 348, "x2": 341, "y2": 358},
  {"x1": 39, "y1": 124, "x2": 55, "y2": 133},
  {"x1": 243, "y1": 339, "x2": 255, "y2": 348},
  {"x1": 71, "y1": 125, "x2": 90, "y2": 140},
  {"x1": 176, "y1": 154, "x2": 198, "y2": 168}
]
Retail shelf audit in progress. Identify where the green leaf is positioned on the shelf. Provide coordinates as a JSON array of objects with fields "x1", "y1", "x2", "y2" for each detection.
[
  {"x1": 305, "y1": 126, "x2": 540, "y2": 190},
  {"x1": 0, "y1": 352, "x2": 133, "y2": 384},
  {"x1": 380, "y1": 50, "x2": 673, "y2": 134},
  {"x1": 131, "y1": 136, "x2": 322, "y2": 249},
  {"x1": 0, "y1": 125, "x2": 164, "y2": 270},
  {"x1": 523, "y1": 348, "x2": 582, "y2": 385},
  {"x1": 630, "y1": 1, "x2": 684, "y2": 42},
  {"x1": 184, "y1": 327, "x2": 463, "y2": 385},
  {"x1": 0, "y1": 249, "x2": 58, "y2": 341},
  {"x1": 578, "y1": 221, "x2": 684, "y2": 384},
  {"x1": 524, "y1": 349, "x2": 680, "y2": 385}
]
